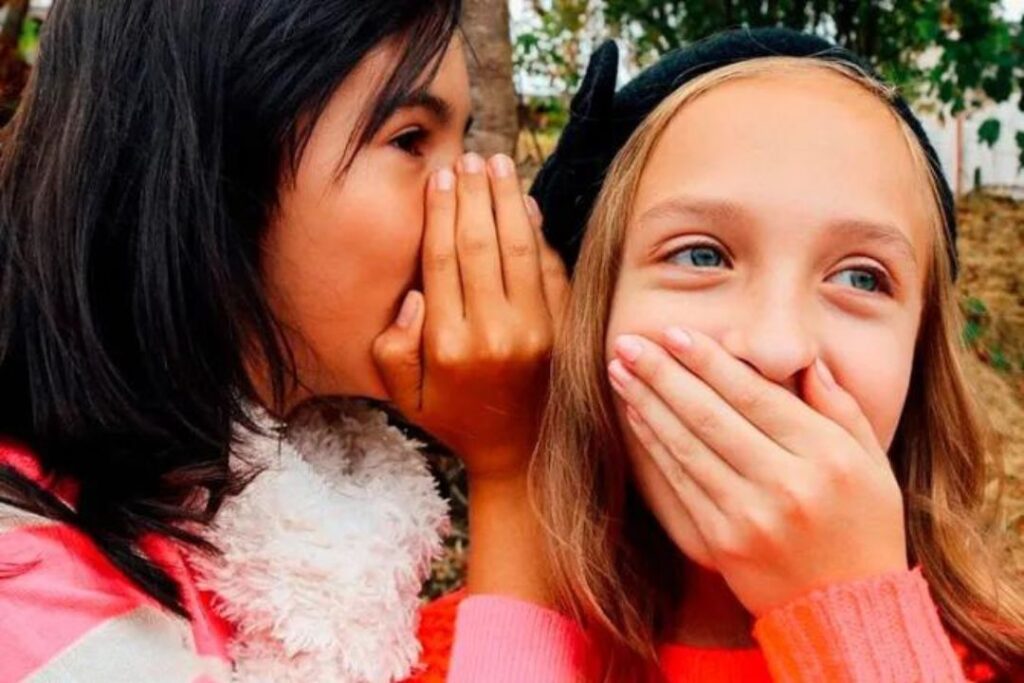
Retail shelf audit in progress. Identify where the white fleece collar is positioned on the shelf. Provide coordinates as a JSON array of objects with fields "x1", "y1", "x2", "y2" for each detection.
[{"x1": 189, "y1": 401, "x2": 449, "y2": 683}]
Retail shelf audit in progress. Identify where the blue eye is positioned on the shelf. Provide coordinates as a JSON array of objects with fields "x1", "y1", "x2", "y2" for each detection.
[
  {"x1": 669, "y1": 245, "x2": 727, "y2": 268},
  {"x1": 829, "y1": 268, "x2": 884, "y2": 293}
]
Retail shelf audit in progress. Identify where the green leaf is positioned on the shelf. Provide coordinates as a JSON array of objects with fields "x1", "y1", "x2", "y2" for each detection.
[
  {"x1": 982, "y1": 65, "x2": 1013, "y2": 102},
  {"x1": 963, "y1": 320, "x2": 983, "y2": 345},
  {"x1": 978, "y1": 118, "x2": 1001, "y2": 147},
  {"x1": 989, "y1": 345, "x2": 1013, "y2": 373},
  {"x1": 1018, "y1": 131, "x2": 1024, "y2": 170},
  {"x1": 965, "y1": 296, "x2": 989, "y2": 316}
]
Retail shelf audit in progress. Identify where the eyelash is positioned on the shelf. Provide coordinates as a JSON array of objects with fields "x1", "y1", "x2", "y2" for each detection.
[
  {"x1": 828, "y1": 263, "x2": 895, "y2": 296},
  {"x1": 390, "y1": 127, "x2": 427, "y2": 157},
  {"x1": 662, "y1": 240, "x2": 733, "y2": 269},
  {"x1": 663, "y1": 241, "x2": 895, "y2": 296}
]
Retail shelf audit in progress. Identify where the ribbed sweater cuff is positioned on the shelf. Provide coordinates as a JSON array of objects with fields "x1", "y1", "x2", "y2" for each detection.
[
  {"x1": 753, "y1": 567, "x2": 964, "y2": 682},
  {"x1": 447, "y1": 595, "x2": 586, "y2": 682}
]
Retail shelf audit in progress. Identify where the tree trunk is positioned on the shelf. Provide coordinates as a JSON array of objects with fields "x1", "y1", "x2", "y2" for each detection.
[
  {"x1": 0, "y1": 0, "x2": 30, "y2": 116},
  {"x1": 0, "y1": 0, "x2": 28, "y2": 48},
  {"x1": 461, "y1": 0, "x2": 519, "y2": 156}
]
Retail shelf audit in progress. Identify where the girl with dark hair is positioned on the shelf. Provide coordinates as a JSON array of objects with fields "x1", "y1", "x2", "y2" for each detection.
[{"x1": 0, "y1": 1, "x2": 567, "y2": 680}]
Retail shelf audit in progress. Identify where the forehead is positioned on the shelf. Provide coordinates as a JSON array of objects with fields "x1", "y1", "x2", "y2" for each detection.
[
  {"x1": 428, "y1": 37, "x2": 471, "y2": 107},
  {"x1": 339, "y1": 36, "x2": 470, "y2": 109},
  {"x1": 633, "y1": 68, "x2": 935, "y2": 256}
]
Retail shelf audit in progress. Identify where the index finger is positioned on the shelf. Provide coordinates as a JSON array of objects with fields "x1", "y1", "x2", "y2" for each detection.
[{"x1": 659, "y1": 327, "x2": 859, "y2": 456}]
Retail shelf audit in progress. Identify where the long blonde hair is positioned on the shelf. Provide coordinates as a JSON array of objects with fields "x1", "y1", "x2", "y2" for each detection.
[{"x1": 532, "y1": 56, "x2": 1024, "y2": 680}]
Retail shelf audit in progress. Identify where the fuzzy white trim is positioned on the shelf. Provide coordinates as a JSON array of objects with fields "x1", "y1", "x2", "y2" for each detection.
[{"x1": 189, "y1": 402, "x2": 448, "y2": 683}]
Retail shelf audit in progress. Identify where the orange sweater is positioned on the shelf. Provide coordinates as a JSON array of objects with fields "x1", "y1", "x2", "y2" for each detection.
[{"x1": 409, "y1": 580, "x2": 1009, "y2": 682}]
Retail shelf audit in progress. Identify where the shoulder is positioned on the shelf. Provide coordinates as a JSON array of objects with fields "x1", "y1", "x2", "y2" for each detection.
[{"x1": 0, "y1": 446, "x2": 231, "y2": 681}]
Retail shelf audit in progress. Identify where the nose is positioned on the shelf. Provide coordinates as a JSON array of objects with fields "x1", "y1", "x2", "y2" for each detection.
[{"x1": 719, "y1": 289, "x2": 818, "y2": 390}]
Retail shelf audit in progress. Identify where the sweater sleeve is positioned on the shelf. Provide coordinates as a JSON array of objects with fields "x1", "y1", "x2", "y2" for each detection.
[
  {"x1": 447, "y1": 595, "x2": 587, "y2": 682},
  {"x1": 752, "y1": 567, "x2": 965, "y2": 683},
  {"x1": 0, "y1": 505, "x2": 232, "y2": 683}
]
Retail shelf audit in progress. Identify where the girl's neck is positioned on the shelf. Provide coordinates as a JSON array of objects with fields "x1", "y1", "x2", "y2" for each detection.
[{"x1": 668, "y1": 563, "x2": 755, "y2": 649}]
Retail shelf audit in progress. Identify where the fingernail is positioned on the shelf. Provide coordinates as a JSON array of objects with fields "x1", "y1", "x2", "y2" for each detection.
[
  {"x1": 396, "y1": 292, "x2": 420, "y2": 329},
  {"x1": 489, "y1": 154, "x2": 514, "y2": 178},
  {"x1": 435, "y1": 168, "x2": 454, "y2": 192},
  {"x1": 608, "y1": 359, "x2": 633, "y2": 386},
  {"x1": 665, "y1": 327, "x2": 693, "y2": 352},
  {"x1": 614, "y1": 336, "x2": 644, "y2": 363},
  {"x1": 815, "y1": 358, "x2": 836, "y2": 390},
  {"x1": 524, "y1": 195, "x2": 540, "y2": 218},
  {"x1": 461, "y1": 152, "x2": 484, "y2": 174}
]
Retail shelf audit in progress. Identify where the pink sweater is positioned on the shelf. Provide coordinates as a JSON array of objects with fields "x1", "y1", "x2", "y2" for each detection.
[
  {"x1": 444, "y1": 569, "x2": 975, "y2": 682},
  {"x1": 0, "y1": 442, "x2": 996, "y2": 682}
]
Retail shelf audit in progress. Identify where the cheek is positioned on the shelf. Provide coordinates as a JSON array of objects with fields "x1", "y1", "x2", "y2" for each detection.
[
  {"x1": 823, "y1": 315, "x2": 918, "y2": 449},
  {"x1": 605, "y1": 276, "x2": 724, "y2": 568},
  {"x1": 263, "y1": 153, "x2": 425, "y2": 396},
  {"x1": 606, "y1": 273, "x2": 734, "y2": 361}
]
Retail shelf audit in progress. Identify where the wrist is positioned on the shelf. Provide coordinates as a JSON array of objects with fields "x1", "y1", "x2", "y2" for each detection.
[{"x1": 465, "y1": 467, "x2": 553, "y2": 606}]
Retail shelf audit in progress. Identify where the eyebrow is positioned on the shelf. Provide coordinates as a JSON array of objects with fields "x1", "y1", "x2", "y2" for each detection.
[
  {"x1": 395, "y1": 90, "x2": 474, "y2": 134},
  {"x1": 637, "y1": 196, "x2": 752, "y2": 231},
  {"x1": 825, "y1": 218, "x2": 918, "y2": 265},
  {"x1": 636, "y1": 196, "x2": 918, "y2": 265}
]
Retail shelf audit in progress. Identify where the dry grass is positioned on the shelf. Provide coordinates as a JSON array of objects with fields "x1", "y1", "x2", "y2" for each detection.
[{"x1": 957, "y1": 194, "x2": 1024, "y2": 573}]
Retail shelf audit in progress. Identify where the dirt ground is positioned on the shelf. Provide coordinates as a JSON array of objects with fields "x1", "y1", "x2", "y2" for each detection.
[{"x1": 957, "y1": 194, "x2": 1024, "y2": 573}]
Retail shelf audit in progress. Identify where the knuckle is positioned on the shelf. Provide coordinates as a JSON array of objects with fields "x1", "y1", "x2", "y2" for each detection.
[
  {"x1": 689, "y1": 408, "x2": 720, "y2": 437},
  {"x1": 665, "y1": 466, "x2": 693, "y2": 497},
  {"x1": 543, "y1": 263, "x2": 568, "y2": 285},
  {"x1": 478, "y1": 331, "x2": 513, "y2": 361},
  {"x1": 774, "y1": 481, "x2": 812, "y2": 522},
  {"x1": 664, "y1": 430, "x2": 697, "y2": 463},
  {"x1": 733, "y1": 385, "x2": 767, "y2": 415},
  {"x1": 503, "y1": 241, "x2": 537, "y2": 259},
  {"x1": 821, "y1": 450, "x2": 856, "y2": 486},
  {"x1": 520, "y1": 329, "x2": 553, "y2": 359},
  {"x1": 737, "y1": 511, "x2": 774, "y2": 549},
  {"x1": 459, "y1": 236, "x2": 494, "y2": 255},
  {"x1": 423, "y1": 251, "x2": 455, "y2": 274},
  {"x1": 429, "y1": 335, "x2": 467, "y2": 370},
  {"x1": 712, "y1": 528, "x2": 748, "y2": 562}
]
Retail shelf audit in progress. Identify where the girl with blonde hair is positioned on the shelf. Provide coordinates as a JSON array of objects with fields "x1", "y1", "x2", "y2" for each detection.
[{"x1": 437, "y1": 28, "x2": 1024, "y2": 682}]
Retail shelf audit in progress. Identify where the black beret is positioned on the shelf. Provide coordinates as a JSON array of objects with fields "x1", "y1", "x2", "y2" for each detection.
[{"x1": 529, "y1": 27, "x2": 958, "y2": 278}]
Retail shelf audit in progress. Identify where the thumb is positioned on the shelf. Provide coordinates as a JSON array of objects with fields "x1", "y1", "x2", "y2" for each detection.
[
  {"x1": 372, "y1": 290, "x2": 425, "y2": 417},
  {"x1": 803, "y1": 357, "x2": 885, "y2": 461}
]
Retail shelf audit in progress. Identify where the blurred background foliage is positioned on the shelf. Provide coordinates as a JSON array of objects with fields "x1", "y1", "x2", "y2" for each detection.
[{"x1": 513, "y1": 0, "x2": 1024, "y2": 166}]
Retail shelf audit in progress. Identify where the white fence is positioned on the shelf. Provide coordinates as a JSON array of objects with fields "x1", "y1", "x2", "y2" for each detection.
[{"x1": 919, "y1": 95, "x2": 1024, "y2": 198}]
